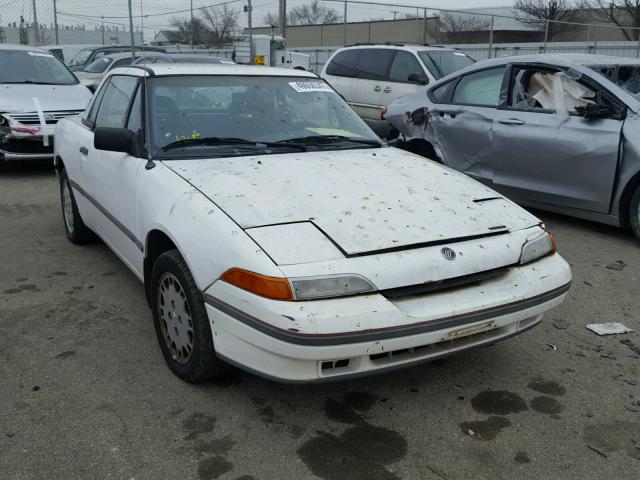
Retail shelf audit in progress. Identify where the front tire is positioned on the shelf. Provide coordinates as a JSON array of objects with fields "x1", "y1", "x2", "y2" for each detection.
[
  {"x1": 59, "y1": 169, "x2": 94, "y2": 244},
  {"x1": 150, "y1": 250, "x2": 230, "y2": 382},
  {"x1": 629, "y1": 184, "x2": 640, "y2": 240}
]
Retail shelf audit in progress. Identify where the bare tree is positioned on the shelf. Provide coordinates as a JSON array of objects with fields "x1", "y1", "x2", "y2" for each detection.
[
  {"x1": 437, "y1": 12, "x2": 491, "y2": 43},
  {"x1": 200, "y1": 4, "x2": 239, "y2": 43},
  {"x1": 263, "y1": 12, "x2": 280, "y2": 27},
  {"x1": 289, "y1": 0, "x2": 341, "y2": 25},
  {"x1": 580, "y1": 0, "x2": 640, "y2": 40},
  {"x1": 169, "y1": 17, "x2": 210, "y2": 44},
  {"x1": 514, "y1": 0, "x2": 583, "y2": 40}
]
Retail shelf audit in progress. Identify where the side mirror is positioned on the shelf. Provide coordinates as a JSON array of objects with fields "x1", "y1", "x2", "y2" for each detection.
[
  {"x1": 575, "y1": 102, "x2": 611, "y2": 119},
  {"x1": 408, "y1": 73, "x2": 428, "y2": 85},
  {"x1": 94, "y1": 127, "x2": 135, "y2": 154}
]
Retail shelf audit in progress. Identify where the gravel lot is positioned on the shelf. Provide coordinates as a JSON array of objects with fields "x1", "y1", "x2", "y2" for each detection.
[{"x1": 1, "y1": 162, "x2": 639, "y2": 480}]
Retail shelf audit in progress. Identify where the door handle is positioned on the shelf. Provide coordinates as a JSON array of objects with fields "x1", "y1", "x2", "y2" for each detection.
[
  {"x1": 79, "y1": 146, "x2": 88, "y2": 155},
  {"x1": 373, "y1": 85, "x2": 381, "y2": 92},
  {"x1": 383, "y1": 87, "x2": 392, "y2": 93},
  {"x1": 498, "y1": 118, "x2": 525, "y2": 125}
]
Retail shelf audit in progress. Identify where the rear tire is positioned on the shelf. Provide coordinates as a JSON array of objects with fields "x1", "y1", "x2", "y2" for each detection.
[
  {"x1": 59, "y1": 169, "x2": 94, "y2": 244},
  {"x1": 629, "y1": 184, "x2": 640, "y2": 240},
  {"x1": 150, "y1": 249, "x2": 230, "y2": 382}
]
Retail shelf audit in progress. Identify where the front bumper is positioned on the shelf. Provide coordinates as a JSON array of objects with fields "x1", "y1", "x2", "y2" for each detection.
[
  {"x1": 203, "y1": 253, "x2": 571, "y2": 382},
  {"x1": 0, "y1": 126, "x2": 55, "y2": 161}
]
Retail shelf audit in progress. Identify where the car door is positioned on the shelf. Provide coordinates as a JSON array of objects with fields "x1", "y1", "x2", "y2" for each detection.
[
  {"x1": 427, "y1": 65, "x2": 508, "y2": 184},
  {"x1": 379, "y1": 51, "x2": 428, "y2": 107},
  {"x1": 490, "y1": 64, "x2": 624, "y2": 213},
  {"x1": 81, "y1": 75, "x2": 146, "y2": 274},
  {"x1": 348, "y1": 48, "x2": 396, "y2": 120}
]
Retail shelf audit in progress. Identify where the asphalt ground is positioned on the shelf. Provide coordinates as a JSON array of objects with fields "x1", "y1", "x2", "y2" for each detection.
[{"x1": 1, "y1": 161, "x2": 639, "y2": 480}]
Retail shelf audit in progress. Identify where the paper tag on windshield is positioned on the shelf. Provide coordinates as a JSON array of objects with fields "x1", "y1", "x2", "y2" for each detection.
[
  {"x1": 289, "y1": 81, "x2": 333, "y2": 93},
  {"x1": 28, "y1": 52, "x2": 54, "y2": 57}
]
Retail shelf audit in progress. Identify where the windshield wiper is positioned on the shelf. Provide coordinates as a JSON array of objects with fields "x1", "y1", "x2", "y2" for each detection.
[
  {"x1": 1, "y1": 80, "x2": 66, "y2": 85},
  {"x1": 276, "y1": 135, "x2": 382, "y2": 147},
  {"x1": 161, "y1": 136, "x2": 307, "y2": 152}
]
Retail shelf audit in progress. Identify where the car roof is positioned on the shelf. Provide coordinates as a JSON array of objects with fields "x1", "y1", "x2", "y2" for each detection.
[
  {"x1": 111, "y1": 64, "x2": 317, "y2": 77},
  {"x1": 0, "y1": 44, "x2": 52, "y2": 53},
  {"x1": 470, "y1": 53, "x2": 640, "y2": 69},
  {"x1": 103, "y1": 51, "x2": 166, "y2": 61},
  {"x1": 340, "y1": 43, "x2": 461, "y2": 53}
]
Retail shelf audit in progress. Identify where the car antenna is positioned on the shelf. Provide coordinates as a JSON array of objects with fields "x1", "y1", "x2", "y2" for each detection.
[{"x1": 143, "y1": 71, "x2": 155, "y2": 170}]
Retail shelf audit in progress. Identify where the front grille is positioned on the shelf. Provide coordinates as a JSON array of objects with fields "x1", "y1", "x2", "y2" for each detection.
[
  {"x1": 381, "y1": 266, "x2": 510, "y2": 300},
  {"x1": 369, "y1": 323, "x2": 511, "y2": 364},
  {"x1": 6, "y1": 110, "x2": 83, "y2": 125},
  {"x1": 0, "y1": 138, "x2": 54, "y2": 154}
]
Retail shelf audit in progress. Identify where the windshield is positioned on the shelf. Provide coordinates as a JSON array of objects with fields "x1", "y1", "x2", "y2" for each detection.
[
  {"x1": 0, "y1": 50, "x2": 77, "y2": 85},
  {"x1": 84, "y1": 56, "x2": 113, "y2": 73},
  {"x1": 68, "y1": 48, "x2": 93, "y2": 67},
  {"x1": 418, "y1": 50, "x2": 475, "y2": 79},
  {"x1": 149, "y1": 75, "x2": 379, "y2": 158},
  {"x1": 589, "y1": 64, "x2": 640, "y2": 99}
]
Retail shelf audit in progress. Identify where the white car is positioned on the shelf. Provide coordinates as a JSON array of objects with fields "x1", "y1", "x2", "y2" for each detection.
[
  {"x1": 54, "y1": 64, "x2": 571, "y2": 383},
  {"x1": 0, "y1": 45, "x2": 92, "y2": 163},
  {"x1": 321, "y1": 44, "x2": 475, "y2": 121}
]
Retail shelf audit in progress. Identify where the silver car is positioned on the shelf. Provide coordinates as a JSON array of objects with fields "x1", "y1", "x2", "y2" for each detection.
[
  {"x1": 0, "y1": 44, "x2": 92, "y2": 163},
  {"x1": 384, "y1": 54, "x2": 640, "y2": 239}
]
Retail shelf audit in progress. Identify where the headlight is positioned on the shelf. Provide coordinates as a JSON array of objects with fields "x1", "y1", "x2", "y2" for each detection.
[
  {"x1": 220, "y1": 268, "x2": 376, "y2": 301},
  {"x1": 519, "y1": 227, "x2": 556, "y2": 264},
  {"x1": 290, "y1": 274, "x2": 375, "y2": 300}
]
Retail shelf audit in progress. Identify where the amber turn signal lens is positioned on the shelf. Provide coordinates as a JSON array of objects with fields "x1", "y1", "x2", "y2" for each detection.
[
  {"x1": 542, "y1": 224, "x2": 558, "y2": 252},
  {"x1": 220, "y1": 268, "x2": 293, "y2": 301}
]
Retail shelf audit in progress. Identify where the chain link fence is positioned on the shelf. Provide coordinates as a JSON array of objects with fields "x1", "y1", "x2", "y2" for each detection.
[{"x1": 2, "y1": 1, "x2": 640, "y2": 71}]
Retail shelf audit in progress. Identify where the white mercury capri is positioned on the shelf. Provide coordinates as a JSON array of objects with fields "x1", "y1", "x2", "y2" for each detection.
[{"x1": 54, "y1": 64, "x2": 572, "y2": 383}]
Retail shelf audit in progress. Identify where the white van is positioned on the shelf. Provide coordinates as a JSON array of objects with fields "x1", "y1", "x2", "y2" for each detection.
[{"x1": 321, "y1": 44, "x2": 475, "y2": 120}]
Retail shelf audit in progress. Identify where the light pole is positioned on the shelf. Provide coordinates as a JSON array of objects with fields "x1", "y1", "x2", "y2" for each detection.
[
  {"x1": 31, "y1": 0, "x2": 39, "y2": 45},
  {"x1": 190, "y1": 0, "x2": 194, "y2": 48},
  {"x1": 128, "y1": 0, "x2": 135, "y2": 59},
  {"x1": 53, "y1": 0, "x2": 59, "y2": 44}
]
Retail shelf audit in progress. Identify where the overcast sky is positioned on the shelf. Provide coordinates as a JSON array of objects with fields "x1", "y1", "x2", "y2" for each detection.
[{"x1": 3, "y1": 0, "x2": 518, "y2": 38}]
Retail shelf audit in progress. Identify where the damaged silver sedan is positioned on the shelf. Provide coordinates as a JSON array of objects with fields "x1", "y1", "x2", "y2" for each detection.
[{"x1": 384, "y1": 54, "x2": 640, "y2": 239}]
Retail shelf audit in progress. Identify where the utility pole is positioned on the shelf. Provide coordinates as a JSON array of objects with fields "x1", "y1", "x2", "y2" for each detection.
[
  {"x1": 190, "y1": 0, "x2": 194, "y2": 48},
  {"x1": 140, "y1": 0, "x2": 144, "y2": 44},
  {"x1": 53, "y1": 0, "x2": 59, "y2": 44},
  {"x1": 343, "y1": 1, "x2": 347, "y2": 46},
  {"x1": 31, "y1": 0, "x2": 39, "y2": 45},
  {"x1": 101, "y1": 16, "x2": 105, "y2": 44},
  {"x1": 392, "y1": 10, "x2": 399, "y2": 20},
  {"x1": 246, "y1": 0, "x2": 253, "y2": 63},
  {"x1": 279, "y1": 0, "x2": 287, "y2": 38},
  {"x1": 128, "y1": 0, "x2": 135, "y2": 58}
]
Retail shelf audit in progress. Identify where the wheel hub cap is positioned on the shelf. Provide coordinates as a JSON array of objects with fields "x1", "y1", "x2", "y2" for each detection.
[
  {"x1": 62, "y1": 180, "x2": 74, "y2": 233},
  {"x1": 157, "y1": 272, "x2": 194, "y2": 364}
]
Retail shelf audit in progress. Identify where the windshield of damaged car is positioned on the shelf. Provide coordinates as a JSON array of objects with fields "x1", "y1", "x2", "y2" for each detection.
[
  {"x1": 0, "y1": 50, "x2": 78, "y2": 85},
  {"x1": 589, "y1": 64, "x2": 640, "y2": 98},
  {"x1": 84, "y1": 56, "x2": 114, "y2": 73},
  {"x1": 148, "y1": 75, "x2": 380, "y2": 157},
  {"x1": 418, "y1": 51, "x2": 475, "y2": 79}
]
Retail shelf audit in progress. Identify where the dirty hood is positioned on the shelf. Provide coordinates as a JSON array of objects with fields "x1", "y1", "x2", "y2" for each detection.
[
  {"x1": 164, "y1": 148, "x2": 539, "y2": 255},
  {"x1": 0, "y1": 83, "x2": 92, "y2": 113}
]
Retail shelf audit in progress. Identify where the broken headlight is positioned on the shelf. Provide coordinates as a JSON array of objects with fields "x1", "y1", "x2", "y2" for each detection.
[
  {"x1": 289, "y1": 274, "x2": 375, "y2": 300},
  {"x1": 519, "y1": 227, "x2": 557, "y2": 264}
]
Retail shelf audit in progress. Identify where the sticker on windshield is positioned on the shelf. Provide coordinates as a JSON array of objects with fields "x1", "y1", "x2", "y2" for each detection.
[
  {"x1": 28, "y1": 52, "x2": 54, "y2": 57},
  {"x1": 288, "y1": 81, "x2": 333, "y2": 93}
]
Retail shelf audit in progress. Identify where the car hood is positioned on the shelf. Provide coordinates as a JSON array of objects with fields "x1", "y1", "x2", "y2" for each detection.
[
  {"x1": 164, "y1": 148, "x2": 539, "y2": 256},
  {"x1": 0, "y1": 83, "x2": 92, "y2": 113}
]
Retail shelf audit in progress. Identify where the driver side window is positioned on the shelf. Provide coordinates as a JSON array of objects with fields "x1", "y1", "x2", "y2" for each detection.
[
  {"x1": 508, "y1": 67, "x2": 595, "y2": 114},
  {"x1": 94, "y1": 75, "x2": 139, "y2": 129}
]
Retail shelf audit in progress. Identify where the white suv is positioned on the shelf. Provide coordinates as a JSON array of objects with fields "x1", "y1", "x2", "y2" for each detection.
[{"x1": 321, "y1": 44, "x2": 475, "y2": 121}]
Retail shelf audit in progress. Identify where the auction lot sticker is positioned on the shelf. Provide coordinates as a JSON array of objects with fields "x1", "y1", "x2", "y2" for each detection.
[{"x1": 289, "y1": 81, "x2": 333, "y2": 93}]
